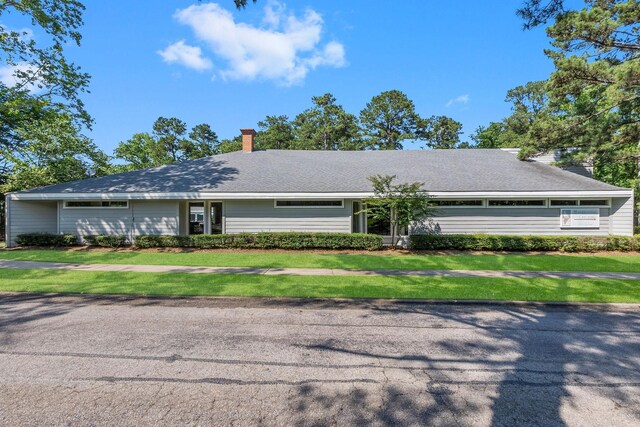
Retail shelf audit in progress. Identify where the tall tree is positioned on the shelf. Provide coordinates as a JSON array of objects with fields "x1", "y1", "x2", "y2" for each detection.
[
  {"x1": 113, "y1": 133, "x2": 158, "y2": 170},
  {"x1": 1, "y1": 109, "x2": 109, "y2": 192},
  {"x1": 515, "y1": 1, "x2": 640, "y2": 179},
  {"x1": 186, "y1": 123, "x2": 219, "y2": 158},
  {"x1": 0, "y1": 0, "x2": 91, "y2": 128},
  {"x1": 1, "y1": 1, "x2": 99, "y2": 237},
  {"x1": 115, "y1": 118, "x2": 222, "y2": 170},
  {"x1": 359, "y1": 90, "x2": 420, "y2": 150},
  {"x1": 471, "y1": 122, "x2": 507, "y2": 148},
  {"x1": 218, "y1": 135, "x2": 243, "y2": 154},
  {"x1": 256, "y1": 115, "x2": 295, "y2": 149},
  {"x1": 471, "y1": 81, "x2": 548, "y2": 148},
  {"x1": 293, "y1": 93, "x2": 362, "y2": 150},
  {"x1": 152, "y1": 117, "x2": 188, "y2": 163},
  {"x1": 421, "y1": 115, "x2": 466, "y2": 149}
]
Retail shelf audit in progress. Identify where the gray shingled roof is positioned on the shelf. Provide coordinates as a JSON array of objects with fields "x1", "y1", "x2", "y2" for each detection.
[{"x1": 18, "y1": 149, "x2": 626, "y2": 194}]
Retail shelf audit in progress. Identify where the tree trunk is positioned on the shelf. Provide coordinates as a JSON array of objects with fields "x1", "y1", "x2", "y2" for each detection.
[{"x1": 390, "y1": 208, "x2": 397, "y2": 249}]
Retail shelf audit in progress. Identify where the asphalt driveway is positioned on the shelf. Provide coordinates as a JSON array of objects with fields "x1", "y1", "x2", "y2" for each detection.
[{"x1": 1, "y1": 294, "x2": 639, "y2": 426}]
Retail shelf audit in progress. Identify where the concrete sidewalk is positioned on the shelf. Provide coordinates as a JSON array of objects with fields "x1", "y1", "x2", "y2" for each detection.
[{"x1": 1, "y1": 259, "x2": 640, "y2": 279}]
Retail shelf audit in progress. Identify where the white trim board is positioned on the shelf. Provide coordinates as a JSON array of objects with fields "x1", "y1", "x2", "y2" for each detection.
[{"x1": 8, "y1": 190, "x2": 634, "y2": 201}]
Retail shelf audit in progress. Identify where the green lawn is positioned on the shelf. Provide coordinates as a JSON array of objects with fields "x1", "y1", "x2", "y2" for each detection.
[
  {"x1": 1, "y1": 248, "x2": 640, "y2": 272},
  {"x1": 1, "y1": 268, "x2": 639, "y2": 302}
]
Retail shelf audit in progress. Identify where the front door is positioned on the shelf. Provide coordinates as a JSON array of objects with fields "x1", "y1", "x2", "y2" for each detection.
[{"x1": 189, "y1": 202, "x2": 205, "y2": 235}]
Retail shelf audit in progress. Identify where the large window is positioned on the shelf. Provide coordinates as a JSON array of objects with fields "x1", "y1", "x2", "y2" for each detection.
[
  {"x1": 488, "y1": 199, "x2": 546, "y2": 207},
  {"x1": 431, "y1": 199, "x2": 483, "y2": 207},
  {"x1": 275, "y1": 200, "x2": 343, "y2": 208},
  {"x1": 64, "y1": 201, "x2": 128, "y2": 208}
]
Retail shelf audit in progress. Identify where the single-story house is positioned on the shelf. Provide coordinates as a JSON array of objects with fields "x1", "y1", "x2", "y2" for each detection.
[{"x1": 4, "y1": 129, "x2": 634, "y2": 247}]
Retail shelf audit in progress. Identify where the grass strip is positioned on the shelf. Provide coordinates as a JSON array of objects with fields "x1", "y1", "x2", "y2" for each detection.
[
  {"x1": 1, "y1": 268, "x2": 639, "y2": 303},
  {"x1": 1, "y1": 249, "x2": 640, "y2": 272}
]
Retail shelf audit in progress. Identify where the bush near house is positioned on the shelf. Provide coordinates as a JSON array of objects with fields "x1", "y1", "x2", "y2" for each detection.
[
  {"x1": 409, "y1": 234, "x2": 640, "y2": 252},
  {"x1": 84, "y1": 235, "x2": 127, "y2": 248},
  {"x1": 15, "y1": 233, "x2": 78, "y2": 247},
  {"x1": 136, "y1": 232, "x2": 384, "y2": 251}
]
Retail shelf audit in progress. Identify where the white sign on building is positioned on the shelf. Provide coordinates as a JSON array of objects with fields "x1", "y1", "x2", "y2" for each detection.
[{"x1": 560, "y1": 208, "x2": 600, "y2": 228}]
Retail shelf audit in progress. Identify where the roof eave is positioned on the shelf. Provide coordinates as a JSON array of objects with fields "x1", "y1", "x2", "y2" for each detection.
[{"x1": 8, "y1": 189, "x2": 633, "y2": 201}]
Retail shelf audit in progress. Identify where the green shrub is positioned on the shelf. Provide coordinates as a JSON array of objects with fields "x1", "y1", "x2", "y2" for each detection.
[
  {"x1": 84, "y1": 235, "x2": 127, "y2": 248},
  {"x1": 135, "y1": 232, "x2": 383, "y2": 251},
  {"x1": 409, "y1": 234, "x2": 640, "y2": 252},
  {"x1": 15, "y1": 233, "x2": 77, "y2": 247}
]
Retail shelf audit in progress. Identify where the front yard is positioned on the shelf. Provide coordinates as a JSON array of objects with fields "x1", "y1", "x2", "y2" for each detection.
[
  {"x1": 3, "y1": 248, "x2": 640, "y2": 272},
  {"x1": 1, "y1": 268, "x2": 640, "y2": 303},
  {"x1": 1, "y1": 248, "x2": 640, "y2": 303}
]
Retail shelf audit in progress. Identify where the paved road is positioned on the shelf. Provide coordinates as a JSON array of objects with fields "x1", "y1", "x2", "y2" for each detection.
[
  {"x1": 1, "y1": 294, "x2": 639, "y2": 426},
  {"x1": 4, "y1": 259, "x2": 640, "y2": 279}
]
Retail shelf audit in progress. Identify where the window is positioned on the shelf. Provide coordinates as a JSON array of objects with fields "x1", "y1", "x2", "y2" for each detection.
[
  {"x1": 64, "y1": 200, "x2": 128, "y2": 208},
  {"x1": 550, "y1": 199, "x2": 609, "y2": 207},
  {"x1": 488, "y1": 199, "x2": 546, "y2": 207},
  {"x1": 275, "y1": 200, "x2": 343, "y2": 208},
  {"x1": 550, "y1": 200, "x2": 578, "y2": 206},
  {"x1": 579, "y1": 199, "x2": 609, "y2": 207},
  {"x1": 431, "y1": 199, "x2": 483, "y2": 207}
]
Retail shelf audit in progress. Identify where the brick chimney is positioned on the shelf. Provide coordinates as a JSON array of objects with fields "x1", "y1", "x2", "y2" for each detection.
[{"x1": 240, "y1": 128, "x2": 256, "y2": 153}]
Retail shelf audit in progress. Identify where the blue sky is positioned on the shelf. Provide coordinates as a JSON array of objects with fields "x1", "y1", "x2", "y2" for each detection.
[{"x1": 4, "y1": 1, "x2": 556, "y2": 153}]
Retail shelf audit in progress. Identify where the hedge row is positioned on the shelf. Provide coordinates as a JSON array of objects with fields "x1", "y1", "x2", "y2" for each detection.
[
  {"x1": 84, "y1": 235, "x2": 127, "y2": 248},
  {"x1": 135, "y1": 232, "x2": 384, "y2": 251},
  {"x1": 15, "y1": 233, "x2": 77, "y2": 247},
  {"x1": 409, "y1": 234, "x2": 640, "y2": 252}
]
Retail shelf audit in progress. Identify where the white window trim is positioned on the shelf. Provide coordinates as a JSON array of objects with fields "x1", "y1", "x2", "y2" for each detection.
[
  {"x1": 487, "y1": 199, "x2": 548, "y2": 208},
  {"x1": 549, "y1": 199, "x2": 579, "y2": 207},
  {"x1": 431, "y1": 199, "x2": 485, "y2": 208},
  {"x1": 208, "y1": 200, "x2": 225, "y2": 235},
  {"x1": 63, "y1": 200, "x2": 129, "y2": 209},
  {"x1": 578, "y1": 198, "x2": 611, "y2": 207},
  {"x1": 549, "y1": 198, "x2": 611, "y2": 208},
  {"x1": 274, "y1": 199, "x2": 344, "y2": 209}
]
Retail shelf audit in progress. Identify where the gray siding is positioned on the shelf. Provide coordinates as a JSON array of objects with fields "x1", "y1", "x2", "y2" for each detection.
[
  {"x1": 7, "y1": 200, "x2": 58, "y2": 246},
  {"x1": 224, "y1": 199, "x2": 352, "y2": 233},
  {"x1": 425, "y1": 207, "x2": 612, "y2": 236},
  {"x1": 59, "y1": 200, "x2": 179, "y2": 242},
  {"x1": 610, "y1": 196, "x2": 634, "y2": 236},
  {"x1": 60, "y1": 204, "x2": 132, "y2": 240},
  {"x1": 131, "y1": 200, "x2": 179, "y2": 236}
]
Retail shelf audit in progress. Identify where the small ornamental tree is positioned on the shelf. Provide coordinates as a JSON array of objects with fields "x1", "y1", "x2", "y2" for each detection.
[{"x1": 361, "y1": 175, "x2": 434, "y2": 248}]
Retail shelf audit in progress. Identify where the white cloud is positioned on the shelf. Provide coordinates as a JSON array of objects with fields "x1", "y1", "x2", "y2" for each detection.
[
  {"x1": 446, "y1": 94, "x2": 470, "y2": 108},
  {"x1": 164, "y1": 2, "x2": 346, "y2": 85},
  {"x1": 262, "y1": 0, "x2": 285, "y2": 28},
  {"x1": 157, "y1": 40, "x2": 213, "y2": 71}
]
